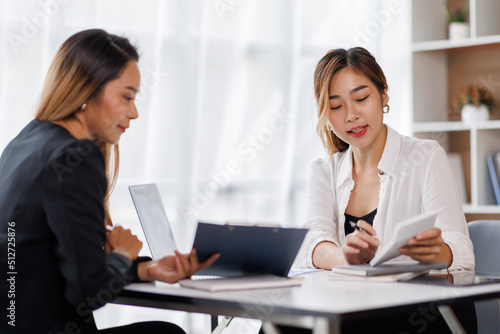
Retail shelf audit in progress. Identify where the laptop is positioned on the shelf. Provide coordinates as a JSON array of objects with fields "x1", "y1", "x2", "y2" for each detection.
[
  {"x1": 129, "y1": 183, "x2": 308, "y2": 291},
  {"x1": 129, "y1": 184, "x2": 177, "y2": 259}
]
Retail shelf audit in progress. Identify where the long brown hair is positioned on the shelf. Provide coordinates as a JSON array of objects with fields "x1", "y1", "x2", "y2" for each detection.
[
  {"x1": 35, "y1": 29, "x2": 139, "y2": 226},
  {"x1": 313, "y1": 47, "x2": 388, "y2": 157}
]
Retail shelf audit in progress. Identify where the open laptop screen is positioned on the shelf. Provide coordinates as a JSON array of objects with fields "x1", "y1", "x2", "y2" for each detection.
[{"x1": 129, "y1": 184, "x2": 177, "y2": 259}]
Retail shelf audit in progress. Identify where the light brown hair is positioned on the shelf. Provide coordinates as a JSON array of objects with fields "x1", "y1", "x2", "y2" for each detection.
[
  {"x1": 36, "y1": 29, "x2": 139, "y2": 226},
  {"x1": 313, "y1": 47, "x2": 388, "y2": 157}
]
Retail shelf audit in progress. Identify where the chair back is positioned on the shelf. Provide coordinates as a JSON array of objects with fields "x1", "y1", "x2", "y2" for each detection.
[
  {"x1": 468, "y1": 220, "x2": 500, "y2": 273},
  {"x1": 468, "y1": 219, "x2": 500, "y2": 334}
]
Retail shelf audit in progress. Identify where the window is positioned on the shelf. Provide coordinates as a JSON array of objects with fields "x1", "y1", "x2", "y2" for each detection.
[{"x1": 0, "y1": 0, "x2": 411, "y2": 331}]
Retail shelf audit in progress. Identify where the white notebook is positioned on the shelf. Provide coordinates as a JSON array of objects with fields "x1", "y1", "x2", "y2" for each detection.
[
  {"x1": 178, "y1": 274, "x2": 303, "y2": 292},
  {"x1": 370, "y1": 212, "x2": 437, "y2": 266}
]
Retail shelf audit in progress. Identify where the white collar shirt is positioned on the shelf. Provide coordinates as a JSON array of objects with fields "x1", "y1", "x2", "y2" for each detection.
[{"x1": 295, "y1": 125, "x2": 474, "y2": 271}]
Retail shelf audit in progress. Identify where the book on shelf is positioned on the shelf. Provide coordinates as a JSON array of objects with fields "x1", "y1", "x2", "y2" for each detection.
[
  {"x1": 486, "y1": 152, "x2": 500, "y2": 205},
  {"x1": 447, "y1": 153, "x2": 468, "y2": 204}
]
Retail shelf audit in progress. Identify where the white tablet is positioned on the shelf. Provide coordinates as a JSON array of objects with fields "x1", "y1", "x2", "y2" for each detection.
[{"x1": 369, "y1": 212, "x2": 438, "y2": 267}]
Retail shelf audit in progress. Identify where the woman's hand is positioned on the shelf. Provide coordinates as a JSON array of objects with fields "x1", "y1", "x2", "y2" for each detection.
[
  {"x1": 342, "y1": 220, "x2": 380, "y2": 265},
  {"x1": 105, "y1": 225, "x2": 143, "y2": 261},
  {"x1": 399, "y1": 227, "x2": 452, "y2": 266},
  {"x1": 138, "y1": 249, "x2": 220, "y2": 283}
]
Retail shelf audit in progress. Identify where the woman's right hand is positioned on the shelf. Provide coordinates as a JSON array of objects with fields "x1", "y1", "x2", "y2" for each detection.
[
  {"x1": 342, "y1": 220, "x2": 380, "y2": 265},
  {"x1": 138, "y1": 249, "x2": 220, "y2": 283},
  {"x1": 105, "y1": 225, "x2": 143, "y2": 261}
]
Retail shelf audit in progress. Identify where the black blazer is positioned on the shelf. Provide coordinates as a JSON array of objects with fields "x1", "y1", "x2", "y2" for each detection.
[{"x1": 0, "y1": 120, "x2": 144, "y2": 333}]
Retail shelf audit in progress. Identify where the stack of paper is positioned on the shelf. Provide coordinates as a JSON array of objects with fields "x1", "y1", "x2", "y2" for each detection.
[{"x1": 332, "y1": 261, "x2": 448, "y2": 277}]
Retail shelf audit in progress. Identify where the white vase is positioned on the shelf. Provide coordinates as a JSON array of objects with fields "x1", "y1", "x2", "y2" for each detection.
[
  {"x1": 461, "y1": 104, "x2": 490, "y2": 123},
  {"x1": 449, "y1": 22, "x2": 469, "y2": 40}
]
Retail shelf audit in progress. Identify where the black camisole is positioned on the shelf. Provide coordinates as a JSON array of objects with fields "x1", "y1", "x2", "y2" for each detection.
[{"x1": 344, "y1": 208, "x2": 377, "y2": 235}]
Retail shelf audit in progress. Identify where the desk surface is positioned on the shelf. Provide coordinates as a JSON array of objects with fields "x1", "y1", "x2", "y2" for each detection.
[{"x1": 115, "y1": 270, "x2": 500, "y2": 329}]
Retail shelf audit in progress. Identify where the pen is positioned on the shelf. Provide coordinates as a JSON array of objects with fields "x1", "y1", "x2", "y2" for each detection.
[{"x1": 349, "y1": 221, "x2": 371, "y2": 236}]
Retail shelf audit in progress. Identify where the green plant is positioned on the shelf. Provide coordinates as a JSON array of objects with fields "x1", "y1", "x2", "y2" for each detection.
[
  {"x1": 443, "y1": 2, "x2": 469, "y2": 23},
  {"x1": 451, "y1": 84, "x2": 495, "y2": 112}
]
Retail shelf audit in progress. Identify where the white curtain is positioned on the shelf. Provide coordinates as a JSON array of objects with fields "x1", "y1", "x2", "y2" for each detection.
[{"x1": 0, "y1": 0, "x2": 411, "y2": 332}]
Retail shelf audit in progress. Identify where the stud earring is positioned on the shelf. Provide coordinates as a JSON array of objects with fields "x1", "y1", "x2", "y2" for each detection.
[
  {"x1": 383, "y1": 105, "x2": 390, "y2": 114},
  {"x1": 81, "y1": 103, "x2": 87, "y2": 110}
]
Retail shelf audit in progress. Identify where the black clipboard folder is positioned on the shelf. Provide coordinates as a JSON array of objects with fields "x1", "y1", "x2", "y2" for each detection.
[{"x1": 193, "y1": 222, "x2": 308, "y2": 277}]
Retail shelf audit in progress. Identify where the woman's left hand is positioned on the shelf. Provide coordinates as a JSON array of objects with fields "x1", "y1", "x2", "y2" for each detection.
[
  {"x1": 399, "y1": 227, "x2": 451, "y2": 265},
  {"x1": 138, "y1": 249, "x2": 220, "y2": 283}
]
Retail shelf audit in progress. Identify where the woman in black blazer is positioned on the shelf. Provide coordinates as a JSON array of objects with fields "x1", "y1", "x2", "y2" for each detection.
[{"x1": 0, "y1": 29, "x2": 218, "y2": 334}]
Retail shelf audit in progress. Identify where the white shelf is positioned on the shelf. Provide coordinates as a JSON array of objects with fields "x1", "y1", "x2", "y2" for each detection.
[
  {"x1": 413, "y1": 120, "x2": 500, "y2": 133},
  {"x1": 411, "y1": 0, "x2": 500, "y2": 216},
  {"x1": 463, "y1": 204, "x2": 500, "y2": 214},
  {"x1": 413, "y1": 34, "x2": 500, "y2": 52}
]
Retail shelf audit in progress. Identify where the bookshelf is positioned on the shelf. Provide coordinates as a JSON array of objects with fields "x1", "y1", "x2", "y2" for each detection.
[{"x1": 411, "y1": 0, "x2": 500, "y2": 221}]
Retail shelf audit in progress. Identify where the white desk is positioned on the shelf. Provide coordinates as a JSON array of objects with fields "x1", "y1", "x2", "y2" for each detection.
[{"x1": 113, "y1": 271, "x2": 500, "y2": 333}]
